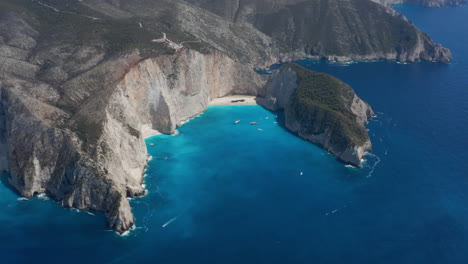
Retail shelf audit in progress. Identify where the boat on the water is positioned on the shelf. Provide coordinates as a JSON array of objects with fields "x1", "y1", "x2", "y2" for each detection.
[
  {"x1": 234, "y1": 120, "x2": 241, "y2": 124},
  {"x1": 250, "y1": 122, "x2": 258, "y2": 125}
]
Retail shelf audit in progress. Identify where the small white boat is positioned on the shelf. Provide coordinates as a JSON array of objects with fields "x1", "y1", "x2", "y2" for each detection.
[
  {"x1": 234, "y1": 120, "x2": 241, "y2": 124},
  {"x1": 162, "y1": 216, "x2": 178, "y2": 228}
]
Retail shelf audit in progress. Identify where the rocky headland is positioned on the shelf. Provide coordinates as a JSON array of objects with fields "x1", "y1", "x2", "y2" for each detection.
[{"x1": 258, "y1": 64, "x2": 373, "y2": 167}]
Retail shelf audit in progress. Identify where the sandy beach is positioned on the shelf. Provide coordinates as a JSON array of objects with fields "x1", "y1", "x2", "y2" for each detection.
[
  {"x1": 209, "y1": 95, "x2": 258, "y2": 106},
  {"x1": 142, "y1": 124, "x2": 161, "y2": 139}
]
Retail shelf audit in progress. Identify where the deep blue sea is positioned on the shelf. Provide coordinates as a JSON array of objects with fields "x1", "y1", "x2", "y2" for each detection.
[{"x1": 1, "y1": 5, "x2": 467, "y2": 264}]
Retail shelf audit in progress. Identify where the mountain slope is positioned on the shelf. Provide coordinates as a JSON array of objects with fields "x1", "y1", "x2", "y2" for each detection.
[{"x1": 183, "y1": 0, "x2": 451, "y2": 63}]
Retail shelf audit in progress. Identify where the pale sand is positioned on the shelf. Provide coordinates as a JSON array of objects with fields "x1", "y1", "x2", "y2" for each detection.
[
  {"x1": 142, "y1": 124, "x2": 161, "y2": 139},
  {"x1": 209, "y1": 95, "x2": 257, "y2": 106}
]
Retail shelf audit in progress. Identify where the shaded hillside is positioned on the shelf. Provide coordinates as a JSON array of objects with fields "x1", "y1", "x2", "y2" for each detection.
[{"x1": 184, "y1": 0, "x2": 451, "y2": 63}]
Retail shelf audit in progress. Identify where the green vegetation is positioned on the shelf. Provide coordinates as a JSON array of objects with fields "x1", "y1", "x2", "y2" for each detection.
[
  {"x1": 287, "y1": 63, "x2": 368, "y2": 150},
  {"x1": 74, "y1": 117, "x2": 104, "y2": 154},
  {"x1": 0, "y1": 0, "x2": 208, "y2": 56},
  {"x1": 126, "y1": 124, "x2": 141, "y2": 138},
  {"x1": 253, "y1": 0, "x2": 418, "y2": 56}
]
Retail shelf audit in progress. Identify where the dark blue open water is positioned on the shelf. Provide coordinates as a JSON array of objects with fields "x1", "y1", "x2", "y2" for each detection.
[{"x1": 1, "y1": 5, "x2": 467, "y2": 264}]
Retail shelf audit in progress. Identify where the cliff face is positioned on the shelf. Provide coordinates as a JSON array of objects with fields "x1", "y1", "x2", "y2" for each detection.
[
  {"x1": 113, "y1": 50, "x2": 263, "y2": 135},
  {"x1": 258, "y1": 64, "x2": 374, "y2": 167},
  {"x1": 0, "y1": 85, "x2": 133, "y2": 232},
  {"x1": 103, "y1": 49, "x2": 263, "y2": 232}
]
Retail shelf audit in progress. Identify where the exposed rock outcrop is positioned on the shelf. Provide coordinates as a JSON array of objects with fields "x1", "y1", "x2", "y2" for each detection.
[{"x1": 258, "y1": 64, "x2": 374, "y2": 167}]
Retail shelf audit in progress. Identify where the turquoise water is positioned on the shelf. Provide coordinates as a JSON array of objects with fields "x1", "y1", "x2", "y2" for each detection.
[{"x1": 1, "y1": 5, "x2": 468, "y2": 264}]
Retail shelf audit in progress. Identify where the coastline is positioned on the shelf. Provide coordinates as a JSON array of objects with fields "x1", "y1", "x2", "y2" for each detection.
[{"x1": 209, "y1": 95, "x2": 257, "y2": 106}]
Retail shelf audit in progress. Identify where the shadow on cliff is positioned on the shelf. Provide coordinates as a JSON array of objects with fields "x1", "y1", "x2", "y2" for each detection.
[
  {"x1": 0, "y1": 172, "x2": 21, "y2": 196},
  {"x1": 259, "y1": 106, "x2": 304, "y2": 140},
  {"x1": 259, "y1": 105, "x2": 349, "y2": 167}
]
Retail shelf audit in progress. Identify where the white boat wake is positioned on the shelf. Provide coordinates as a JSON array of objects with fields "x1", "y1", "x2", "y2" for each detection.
[
  {"x1": 364, "y1": 153, "x2": 381, "y2": 178},
  {"x1": 325, "y1": 204, "x2": 348, "y2": 216},
  {"x1": 139, "y1": 201, "x2": 153, "y2": 232},
  {"x1": 162, "y1": 216, "x2": 179, "y2": 228}
]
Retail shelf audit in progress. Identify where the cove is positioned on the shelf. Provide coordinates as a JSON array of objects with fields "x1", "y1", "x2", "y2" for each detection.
[{"x1": 0, "y1": 4, "x2": 467, "y2": 264}]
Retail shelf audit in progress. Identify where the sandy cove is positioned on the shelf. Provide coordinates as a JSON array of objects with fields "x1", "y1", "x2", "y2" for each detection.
[
  {"x1": 209, "y1": 95, "x2": 257, "y2": 106},
  {"x1": 143, "y1": 96, "x2": 257, "y2": 139}
]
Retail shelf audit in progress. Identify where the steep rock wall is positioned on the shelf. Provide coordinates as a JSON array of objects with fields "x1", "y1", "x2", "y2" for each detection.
[
  {"x1": 112, "y1": 50, "x2": 264, "y2": 135},
  {"x1": 0, "y1": 87, "x2": 129, "y2": 232},
  {"x1": 102, "y1": 49, "x2": 264, "y2": 232}
]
